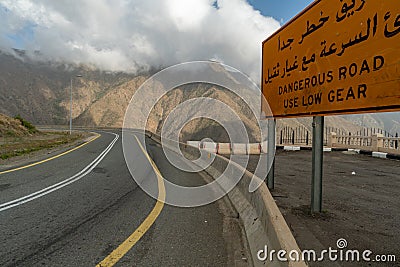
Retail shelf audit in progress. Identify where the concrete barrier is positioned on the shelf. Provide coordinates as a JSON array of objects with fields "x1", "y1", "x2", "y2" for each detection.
[
  {"x1": 247, "y1": 143, "x2": 261, "y2": 154},
  {"x1": 197, "y1": 155, "x2": 305, "y2": 267},
  {"x1": 187, "y1": 141, "x2": 200, "y2": 148},
  {"x1": 148, "y1": 132, "x2": 305, "y2": 267},
  {"x1": 217, "y1": 143, "x2": 231, "y2": 154},
  {"x1": 372, "y1": 151, "x2": 387, "y2": 159},
  {"x1": 202, "y1": 141, "x2": 217, "y2": 153},
  {"x1": 284, "y1": 146, "x2": 301, "y2": 151},
  {"x1": 186, "y1": 141, "x2": 267, "y2": 155},
  {"x1": 261, "y1": 141, "x2": 268, "y2": 154},
  {"x1": 232, "y1": 143, "x2": 247, "y2": 155}
]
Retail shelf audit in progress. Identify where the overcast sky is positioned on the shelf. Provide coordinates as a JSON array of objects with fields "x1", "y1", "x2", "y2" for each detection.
[{"x1": 0, "y1": 0, "x2": 313, "y2": 81}]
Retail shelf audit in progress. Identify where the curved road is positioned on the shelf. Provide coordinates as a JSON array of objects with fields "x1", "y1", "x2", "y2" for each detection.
[{"x1": 0, "y1": 131, "x2": 249, "y2": 267}]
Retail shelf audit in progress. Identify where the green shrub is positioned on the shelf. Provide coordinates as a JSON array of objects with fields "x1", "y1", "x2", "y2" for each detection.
[
  {"x1": 5, "y1": 130, "x2": 16, "y2": 137},
  {"x1": 14, "y1": 114, "x2": 38, "y2": 133}
]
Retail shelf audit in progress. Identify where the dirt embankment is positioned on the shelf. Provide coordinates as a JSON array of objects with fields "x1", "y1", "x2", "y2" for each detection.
[
  {"x1": 0, "y1": 113, "x2": 89, "y2": 162},
  {"x1": 0, "y1": 113, "x2": 34, "y2": 137}
]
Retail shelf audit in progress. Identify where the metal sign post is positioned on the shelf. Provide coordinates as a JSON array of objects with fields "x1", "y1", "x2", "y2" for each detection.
[
  {"x1": 261, "y1": 0, "x2": 400, "y2": 118},
  {"x1": 267, "y1": 119, "x2": 276, "y2": 190},
  {"x1": 311, "y1": 116, "x2": 324, "y2": 213},
  {"x1": 260, "y1": 0, "x2": 400, "y2": 215}
]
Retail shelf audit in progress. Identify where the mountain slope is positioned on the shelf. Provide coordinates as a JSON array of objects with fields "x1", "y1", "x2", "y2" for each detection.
[
  {"x1": 1, "y1": 51, "x2": 398, "y2": 141},
  {"x1": 0, "y1": 51, "x2": 140, "y2": 124}
]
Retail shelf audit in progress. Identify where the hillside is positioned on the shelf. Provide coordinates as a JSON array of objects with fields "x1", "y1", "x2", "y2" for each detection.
[
  {"x1": 0, "y1": 113, "x2": 35, "y2": 137},
  {"x1": 0, "y1": 113, "x2": 89, "y2": 161},
  {"x1": 0, "y1": 51, "x2": 143, "y2": 124},
  {"x1": 0, "y1": 51, "x2": 398, "y2": 141},
  {"x1": 342, "y1": 113, "x2": 400, "y2": 135}
]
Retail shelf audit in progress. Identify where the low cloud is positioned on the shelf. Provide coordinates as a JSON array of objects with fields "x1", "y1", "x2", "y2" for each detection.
[{"x1": 0, "y1": 0, "x2": 280, "y2": 81}]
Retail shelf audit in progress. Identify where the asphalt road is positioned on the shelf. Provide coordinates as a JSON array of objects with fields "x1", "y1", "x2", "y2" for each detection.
[{"x1": 0, "y1": 131, "x2": 249, "y2": 267}]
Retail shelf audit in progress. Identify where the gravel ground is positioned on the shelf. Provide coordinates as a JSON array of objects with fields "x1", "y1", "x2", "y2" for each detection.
[{"x1": 246, "y1": 150, "x2": 399, "y2": 267}]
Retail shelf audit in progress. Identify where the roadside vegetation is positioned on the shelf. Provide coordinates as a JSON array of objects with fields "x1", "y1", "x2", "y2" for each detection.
[
  {"x1": 14, "y1": 114, "x2": 38, "y2": 134},
  {"x1": 0, "y1": 132, "x2": 84, "y2": 160},
  {"x1": 0, "y1": 113, "x2": 85, "y2": 160}
]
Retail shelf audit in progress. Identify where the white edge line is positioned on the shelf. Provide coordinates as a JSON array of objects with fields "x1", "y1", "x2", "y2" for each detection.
[{"x1": 0, "y1": 133, "x2": 119, "y2": 212}]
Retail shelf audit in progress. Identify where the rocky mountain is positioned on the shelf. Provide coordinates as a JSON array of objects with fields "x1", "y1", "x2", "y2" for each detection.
[
  {"x1": 0, "y1": 50, "x2": 398, "y2": 142},
  {"x1": 0, "y1": 50, "x2": 145, "y2": 125},
  {"x1": 342, "y1": 113, "x2": 400, "y2": 135}
]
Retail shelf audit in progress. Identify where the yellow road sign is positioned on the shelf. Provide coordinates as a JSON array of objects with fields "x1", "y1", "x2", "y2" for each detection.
[{"x1": 262, "y1": 0, "x2": 400, "y2": 118}]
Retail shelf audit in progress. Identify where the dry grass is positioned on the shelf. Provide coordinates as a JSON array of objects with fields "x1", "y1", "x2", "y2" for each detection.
[{"x1": 0, "y1": 131, "x2": 83, "y2": 160}]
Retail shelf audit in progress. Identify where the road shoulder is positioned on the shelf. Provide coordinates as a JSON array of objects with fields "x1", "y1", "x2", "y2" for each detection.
[{"x1": 0, "y1": 131, "x2": 97, "y2": 172}]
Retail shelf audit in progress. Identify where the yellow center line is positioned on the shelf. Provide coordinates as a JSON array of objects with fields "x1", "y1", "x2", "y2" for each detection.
[
  {"x1": 0, "y1": 133, "x2": 101, "y2": 175},
  {"x1": 96, "y1": 135, "x2": 165, "y2": 267}
]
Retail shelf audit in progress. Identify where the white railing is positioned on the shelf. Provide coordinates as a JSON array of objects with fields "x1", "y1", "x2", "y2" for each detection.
[
  {"x1": 186, "y1": 133, "x2": 400, "y2": 155},
  {"x1": 335, "y1": 135, "x2": 372, "y2": 147},
  {"x1": 328, "y1": 133, "x2": 400, "y2": 153},
  {"x1": 382, "y1": 137, "x2": 400, "y2": 151}
]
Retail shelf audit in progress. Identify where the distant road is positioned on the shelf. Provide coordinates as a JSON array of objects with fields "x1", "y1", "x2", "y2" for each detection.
[{"x1": 0, "y1": 130, "x2": 248, "y2": 266}]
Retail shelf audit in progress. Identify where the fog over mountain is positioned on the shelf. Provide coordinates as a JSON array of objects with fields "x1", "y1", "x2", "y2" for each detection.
[
  {"x1": 0, "y1": 0, "x2": 398, "y2": 137},
  {"x1": 1, "y1": 50, "x2": 398, "y2": 142},
  {"x1": 0, "y1": 0, "x2": 280, "y2": 81}
]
